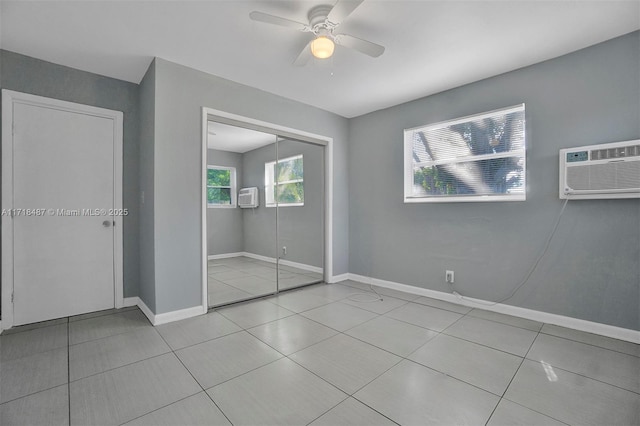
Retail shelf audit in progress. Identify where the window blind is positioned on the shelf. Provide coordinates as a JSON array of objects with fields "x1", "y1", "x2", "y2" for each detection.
[{"x1": 405, "y1": 104, "x2": 525, "y2": 202}]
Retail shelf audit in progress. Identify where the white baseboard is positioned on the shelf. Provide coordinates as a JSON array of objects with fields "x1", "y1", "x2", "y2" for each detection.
[
  {"x1": 242, "y1": 252, "x2": 275, "y2": 264},
  {"x1": 347, "y1": 273, "x2": 640, "y2": 344},
  {"x1": 208, "y1": 252, "x2": 244, "y2": 260},
  {"x1": 135, "y1": 297, "x2": 155, "y2": 324},
  {"x1": 132, "y1": 296, "x2": 206, "y2": 326},
  {"x1": 153, "y1": 305, "x2": 207, "y2": 326},
  {"x1": 214, "y1": 251, "x2": 324, "y2": 274},
  {"x1": 123, "y1": 297, "x2": 139, "y2": 308},
  {"x1": 279, "y1": 259, "x2": 323, "y2": 274},
  {"x1": 329, "y1": 273, "x2": 349, "y2": 283}
]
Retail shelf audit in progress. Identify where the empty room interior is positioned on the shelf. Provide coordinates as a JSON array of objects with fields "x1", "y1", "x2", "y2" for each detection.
[{"x1": 0, "y1": 1, "x2": 639, "y2": 425}]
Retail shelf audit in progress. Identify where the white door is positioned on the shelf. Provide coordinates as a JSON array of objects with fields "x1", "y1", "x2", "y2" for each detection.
[{"x1": 2, "y1": 91, "x2": 123, "y2": 326}]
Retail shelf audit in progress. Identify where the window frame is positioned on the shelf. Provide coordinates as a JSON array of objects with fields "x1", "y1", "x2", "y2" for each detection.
[
  {"x1": 207, "y1": 165, "x2": 237, "y2": 208},
  {"x1": 403, "y1": 104, "x2": 526, "y2": 203},
  {"x1": 265, "y1": 154, "x2": 304, "y2": 207}
]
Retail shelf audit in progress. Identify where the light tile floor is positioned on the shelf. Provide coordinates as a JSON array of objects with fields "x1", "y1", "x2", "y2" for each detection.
[
  {"x1": 208, "y1": 257, "x2": 322, "y2": 307},
  {"x1": 1, "y1": 280, "x2": 638, "y2": 426}
]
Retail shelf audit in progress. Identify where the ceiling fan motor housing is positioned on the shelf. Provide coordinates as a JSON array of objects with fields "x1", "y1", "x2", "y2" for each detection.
[{"x1": 308, "y1": 5, "x2": 335, "y2": 33}]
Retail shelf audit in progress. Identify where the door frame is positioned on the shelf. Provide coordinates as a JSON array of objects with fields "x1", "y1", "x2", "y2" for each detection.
[
  {"x1": 201, "y1": 107, "x2": 334, "y2": 308},
  {"x1": 1, "y1": 90, "x2": 124, "y2": 329}
]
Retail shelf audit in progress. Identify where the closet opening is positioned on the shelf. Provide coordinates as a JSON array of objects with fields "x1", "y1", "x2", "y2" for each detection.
[{"x1": 201, "y1": 109, "x2": 331, "y2": 308}]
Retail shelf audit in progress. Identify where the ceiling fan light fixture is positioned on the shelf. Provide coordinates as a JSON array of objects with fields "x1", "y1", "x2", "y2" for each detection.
[{"x1": 310, "y1": 36, "x2": 335, "y2": 59}]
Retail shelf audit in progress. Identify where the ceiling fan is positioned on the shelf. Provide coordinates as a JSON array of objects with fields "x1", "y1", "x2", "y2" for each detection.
[{"x1": 249, "y1": 0, "x2": 385, "y2": 66}]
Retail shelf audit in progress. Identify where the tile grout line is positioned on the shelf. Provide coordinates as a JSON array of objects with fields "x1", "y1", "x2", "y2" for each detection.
[
  {"x1": 336, "y1": 292, "x2": 547, "y2": 360},
  {"x1": 276, "y1": 291, "x2": 462, "y2": 365},
  {"x1": 498, "y1": 397, "x2": 572, "y2": 426},
  {"x1": 204, "y1": 294, "x2": 393, "y2": 421},
  {"x1": 0, "y1": 318, "x2": 67, "y2": 336},
  {"x1": 523, "y1": 330, "x2": 640, "y2": 395},
  {"x1": 343, "y1": 283, "x2": 639, "y2": 359},
  {"x1": 281, "y1": 355, "x2": 351, "y2": 424},
  {"x1": 436, "y1": 309, "x2": 539, "y2": 358},
  {"x1": 129, "y1": 328, "x2": 236, "y2": 426},
  {"x1": 537, "y1": 328, "x2": 640, "y2": 359},
  {"x1": 66, "y1": 309, "x2": 234, "y2": 385},
  {"x1": 68, "y1": 348, "x2": 173, "y2": 384},
  {"x1": 68, "y1": 311, "x2": 151, "y2": 347},
  {"x1": 208, "y1": 275, "x2": 326, "y2": 311},
  {"x1": 522, "y1": 359, "x2": 640, "y2": 396},
  {"x1": 294, "y1": 295, "x2": 531, "y2": 402},
  {"x1": 398, "y1": 307, "x2": 520, "y2": 399},
  {"x1": 344, "y1": 397, "x2": 403, "y2": 426},
  {"x1": 281, "y1": 335, "x2": 403, "y2": 426},
  {"x1": 484, "y1": 323, "x2": 544, "y2": 425},
  {"x1": 291, "y1": 298, "x2": 492, "y2": 395},
  {"x1": 69, "y1": 325, "x2": 151, "y2": 350},
  {"x1": 12, "y1": 282, "x2": 636, "y2": 425},
  {"x1": 0, "y1": 383, "x2": 70, "y2": 406},
  {"x1": 203, "y1": 354, "x2": 284, "y2": 391},
  {"x1": 220, "y1": 312, "x2": 297, "y2": 333},
  {"x1": 68, "y1": 306, "x2": 138, "y2": 324},
  {"x1": 282, "y1": 297, "x2": 508, "y2": 424},
  {"x1": 119, "y1": 286, "x2": 637, "y2": 423}
]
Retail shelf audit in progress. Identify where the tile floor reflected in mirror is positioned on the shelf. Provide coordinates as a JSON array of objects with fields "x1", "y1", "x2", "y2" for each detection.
[
  {"x1": 1, "y1": 281, "x2": 638, "y2": 425},
  {"x1": 208, "y1": 256, "x2": 323, "y2": 307}
]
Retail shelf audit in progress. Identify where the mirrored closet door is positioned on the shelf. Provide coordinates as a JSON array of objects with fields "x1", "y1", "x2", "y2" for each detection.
[
  {"x1": 206, "y1": 123, "x2": 278, "y2": 306},
  {"x1": 206, "y1": 121, "x2": 324, "y2": 308},
  {"x1": 275, "y1": 137, "x2": 324, "y2": 290}
]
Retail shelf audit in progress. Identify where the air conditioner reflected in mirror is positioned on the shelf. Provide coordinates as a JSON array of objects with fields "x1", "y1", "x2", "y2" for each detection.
[{"x1": 238, "y1": 187, "x2": 259, "y2": 208}]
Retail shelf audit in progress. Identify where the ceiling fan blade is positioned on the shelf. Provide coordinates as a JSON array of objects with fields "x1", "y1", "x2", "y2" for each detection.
[
  {"x1": 293, "y1": 42, "x2": 313, "y2": 66},
  {"x1": 327, "y1": 0, "x2": 364, "y2": 25},
  {"x1": 334, "y1": 34, "x2": 385, "y2": 57},
  {"x1": 249, "y1": 11, "x2": 309, "y2": 31}
]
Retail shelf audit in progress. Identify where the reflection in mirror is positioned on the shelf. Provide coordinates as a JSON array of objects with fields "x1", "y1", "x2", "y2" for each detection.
[
  {"x1": 275, "y1": 137, "x2": 324, "y2": 290},
  {"x1": 206, "y1": 121, "x2": 325, "y2": 308},
  {"x1": 206, "y1": 121, "x2": 277, "y2": 307}
]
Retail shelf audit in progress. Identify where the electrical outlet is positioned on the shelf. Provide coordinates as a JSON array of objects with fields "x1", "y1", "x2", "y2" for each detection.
[
  {"x1": 282, "y1": 246, "x2": 287, "y2": 255},
  {"x1": 445, "y1": 270, "x2": 454, "y2": 283}
]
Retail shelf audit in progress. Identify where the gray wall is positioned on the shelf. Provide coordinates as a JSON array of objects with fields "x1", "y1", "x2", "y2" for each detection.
[
  {"x1": 207, "y1": 148, "x2": 244, "y2": 255},
  {"x1": 4, "y1": 33, "x2": 634, "y2": 331},
  {"x1": 0, "y1": 50, "x2": 141, "y2": 318},
  {"x1": 241, "y1": 139, "x2": 324, "y2": 268},
  {"x1": 152, "y1": 58, "x2": 349, "y2": 314},
  {"x1": 348, "y1": 32, "x2": 640, "y2": 330},
  {"x1": 241, "y1": 143, "x2": 277, "y2": 260},
  {"x1": 138, "y1": 59, "x2": 156, "y2": 312}
]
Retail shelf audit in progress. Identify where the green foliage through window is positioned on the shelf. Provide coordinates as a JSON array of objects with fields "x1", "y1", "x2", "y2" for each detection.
[
  {"x1": 207, "y1": 167, "x2": 235, "y2": 206},
  {"x1": 265, "y1": 155, "x2": 304, "y2": 206},
  {"x1": 208, "y1": 169, "x2": 230, "y2": 187}
]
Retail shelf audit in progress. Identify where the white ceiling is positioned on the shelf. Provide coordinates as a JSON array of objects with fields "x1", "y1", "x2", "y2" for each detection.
[
  {"x1": 208, "y1": 121, "x2": 275, "y2": 153},
  {"x1": 1, "y1": 1, "x2": 638, "y2": 118}
]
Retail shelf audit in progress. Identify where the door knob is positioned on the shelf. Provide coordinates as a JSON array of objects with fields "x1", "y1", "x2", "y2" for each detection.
[{"x1": 102, "y1": 220, "x2": 112, "y2": 227}]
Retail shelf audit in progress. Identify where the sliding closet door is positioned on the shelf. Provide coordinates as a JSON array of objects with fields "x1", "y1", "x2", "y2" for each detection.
[
  {"x1": 206, "y1": 122, "x2": 278, "y2": 307},
  {"x1": 275, "y1": 137, "x2": 324, "y2": 290}
]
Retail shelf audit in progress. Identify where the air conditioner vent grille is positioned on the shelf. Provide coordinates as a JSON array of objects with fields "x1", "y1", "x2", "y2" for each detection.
[
  {"x1": 567, "y1": 162, "x2": 640, "y2": 191},
  {"x1": 591, "y1": 145, "x2": 640, "y2": 160},
  {"x1": 238, "y1": 187, "x2": 259, "y2": 208},
  {"x1": 560, "y1": 139, "x2": 640, "y2": 199}
]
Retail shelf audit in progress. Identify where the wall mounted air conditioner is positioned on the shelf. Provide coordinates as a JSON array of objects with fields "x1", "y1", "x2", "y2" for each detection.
[
  {"x1": 238, "y1": 187, "x2": 259, "y2": 208},
  {"x1": 560, "y1": 139, "x2": 640, "y2": 200}
]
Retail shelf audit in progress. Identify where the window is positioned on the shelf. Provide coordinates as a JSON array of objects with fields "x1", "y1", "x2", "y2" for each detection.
[
  {"x1": 265, "y1": 155, "x2": 304, "y2": 207},
  {"x1": 207, "y1": 166, "x2": 236, "y2": 207},
  {"x1": 404, "y1": 104, "x2": 526, "y2": 203}
]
